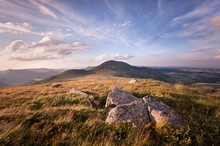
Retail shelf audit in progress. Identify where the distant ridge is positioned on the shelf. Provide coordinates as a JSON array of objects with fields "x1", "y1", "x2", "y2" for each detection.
[
  {"x1": 0, "y1": 81, "x2": 9, "y2": 87},
  {"x1": 0, "y1": 69, "x2": 64, "y2": 87},
  {"x1": 38, "y1": 60, "x2": 168, "y2": 83}
]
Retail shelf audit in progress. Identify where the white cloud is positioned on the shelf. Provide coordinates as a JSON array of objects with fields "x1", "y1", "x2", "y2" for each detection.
[
  {"x1": 5, "y1": 36, "x2": 89, "y2": 61},
  {"x1": 39, "y1": 30, "x2": 74, "y2": 39},
  {"x1": 0, "y1": 22, "x2": 33, "y2": 33},
  {"x1": 5, "y1": 40, "x2": 26, "y2": 51},
  {"x1": 29, "y1": 0, "x2": 57, "y2": 19},
  {"x1": 96, "y1": 53, "x2": 134, "y2": 61}
]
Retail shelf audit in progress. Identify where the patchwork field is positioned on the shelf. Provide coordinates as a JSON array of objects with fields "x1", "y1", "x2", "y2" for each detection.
[{"x1": 0, "y1": 78, "x2": 219, "y2": 145}]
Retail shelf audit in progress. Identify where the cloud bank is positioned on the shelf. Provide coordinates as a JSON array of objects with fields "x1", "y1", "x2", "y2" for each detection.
[
  {"x1": 5, "y1": 36, "x2": 89, "y2": 61},
  {"x1": 96, "y1": 54, "x2": 134, "y2": 61},
  {"x1": 0, "y1": 22, "x2": 32, "y2": 33}
]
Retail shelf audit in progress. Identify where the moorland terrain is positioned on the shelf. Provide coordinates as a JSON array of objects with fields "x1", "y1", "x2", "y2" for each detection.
[{"x1": 0, "y1": 60, "x2": 219, "y2": 145}]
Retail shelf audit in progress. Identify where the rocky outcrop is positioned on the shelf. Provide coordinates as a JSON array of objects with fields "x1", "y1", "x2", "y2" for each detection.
[
  {"x1": 105, "y1": 87, "x2": 184, "y2": 128},
  {"x1": 105, "y1": 86, "x2": 138, "y2": 109}
]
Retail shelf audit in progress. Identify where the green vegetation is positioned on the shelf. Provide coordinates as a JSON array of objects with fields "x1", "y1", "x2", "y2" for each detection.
[{"x1": 0, "y1": 78, "x2": 219, "y2": 145}]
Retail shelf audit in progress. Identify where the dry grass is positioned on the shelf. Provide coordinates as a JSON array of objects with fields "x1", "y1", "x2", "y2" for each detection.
[{"x1": 0, "y1": 78, "x2": 219, "y2": 145}]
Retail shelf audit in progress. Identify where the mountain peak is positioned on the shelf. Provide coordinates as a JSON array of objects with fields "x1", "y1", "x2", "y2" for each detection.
[
  {"x1": 94, "y1": 60, "x2": 131, "y2": 70},
  {"x1": 101, "y1": 60, "x2": 130, "y2": 65}
]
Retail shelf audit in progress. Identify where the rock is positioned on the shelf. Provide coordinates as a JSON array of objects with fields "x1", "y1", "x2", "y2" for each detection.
[
  {"x1": 105, "y1": 87, "x2": 184, "y2": 128},
  {"x1": 105, "y1": 86, "x2": 138, "y2": 109},
  {"x1": 69, "y1": 88, "x2": 93, "y2": 108},
  {"x1": 143, "y1": 96, "x2": 184, "y2": 128},
  {"x1": 105, "y1": 99, "x2": 151, "y2": 128},
  {"x1": 129, "y1": 79, "x2": 139, "y2": 84},
  {"x1": 69, "y1": 88, "x2": 91, "y2": 98},
  {"x1": 52, "y1": 84, "x2": 62, "y2": 88}
]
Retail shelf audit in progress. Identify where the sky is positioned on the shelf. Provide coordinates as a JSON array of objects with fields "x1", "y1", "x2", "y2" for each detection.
[{"x1": 0, "y1": 0, "x2": 220, "y2": 70}]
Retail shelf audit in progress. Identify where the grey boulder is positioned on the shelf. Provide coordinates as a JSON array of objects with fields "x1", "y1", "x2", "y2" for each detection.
[
  {"x1": 105, "y1": 87, "x2": 184, "y2": 128},
  {"x1": 105, "y1": 99, "x2": 151, "y2": 128},
  {"x1": 105, "y1": 86, "x2": 138, "y2": 109},
  {"x1": 143, "y1": 96, "x2": 184, "y2": 128}
]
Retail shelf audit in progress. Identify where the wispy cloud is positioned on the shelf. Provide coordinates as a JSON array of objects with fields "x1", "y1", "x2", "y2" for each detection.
[
  {"x1": 189, "y1": 48, "x2": 214, "y2": 53},
  {"x1": 171, "y1": 2, "x2": 215, "y2": 25},
  {"x1": 104, "y1": 0, "x2": 124, "y2": 18},
  {"x1": 95, "y1": 54, "x2": 134, "y2": 61},
  {"x1": 0, "y1": 22, "x2": 33, "y2": 33},
  {"x1": 0, "y1": 0, "x2": 146, "y2": 48},
  {"x1": 6, "y1": 36, "x2": 89, "y2": 61},
  {"x1": 29, "y1": 0, "x2": 57, "y2": 19},
  {"x1": 158, "y1": 0, "x2": 162, "y2": 14}
]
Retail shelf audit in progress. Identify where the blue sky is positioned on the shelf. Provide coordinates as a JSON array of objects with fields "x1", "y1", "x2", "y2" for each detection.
[{"x1": 0, "y1": 0, "x2": 220, "y2": 70}]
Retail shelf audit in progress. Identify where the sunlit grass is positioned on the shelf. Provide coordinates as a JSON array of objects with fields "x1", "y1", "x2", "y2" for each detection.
[{"x1": 0, "y1": 78, "x2": 219, "y2": 145}]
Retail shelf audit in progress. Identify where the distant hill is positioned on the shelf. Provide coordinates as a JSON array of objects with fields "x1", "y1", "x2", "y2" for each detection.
[
  {"x1": 157, "y1": 67, "x2": 220, "y2": 84},
  {"x1": 92, "y1": 60, "x2": 168, "y2": 80},
  {"x1": 41, "y1": 69, "x2": 94, "y2": 83},
  {"x1": 0, "y1": 69, "x2": 64, "y2": 87},
  {"x1": 38, "y1": 60, "x2": 168, "y2": 83},
  {"x1": 0, "y1": 81, "x2": 9, "y2": 87}
]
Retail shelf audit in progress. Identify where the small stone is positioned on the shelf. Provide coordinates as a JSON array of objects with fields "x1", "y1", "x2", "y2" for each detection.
[
  {"x1": 69, "y1": 88, "x2": 93, "y2": 108},
  {"x1": 129, "y1": 79, "x2": 139, "y2": 84}
]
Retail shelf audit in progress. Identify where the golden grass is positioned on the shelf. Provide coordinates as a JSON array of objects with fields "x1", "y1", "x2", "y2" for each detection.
[{"x1": 0, "y1": 78, "x2": 219, "y2": 145}]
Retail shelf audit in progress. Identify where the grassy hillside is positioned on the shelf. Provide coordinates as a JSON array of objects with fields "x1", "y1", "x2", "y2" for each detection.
[{"x1": 0, "y1": 78, "x2": 219, "y2": 145}]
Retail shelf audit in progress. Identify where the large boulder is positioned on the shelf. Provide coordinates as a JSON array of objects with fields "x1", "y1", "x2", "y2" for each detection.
[
  {"x1": 105, "y1": 99, "x2": 151, "y2": 128},
  {"x1": 105, "y1": 87, "x2": 184, "y2": 128},
  {"x1": 105, "y1": 86, "x2": 138, "y2": 109},
  {"x1": 143, "y1": 96, "x2": 184, "y2": 128}
]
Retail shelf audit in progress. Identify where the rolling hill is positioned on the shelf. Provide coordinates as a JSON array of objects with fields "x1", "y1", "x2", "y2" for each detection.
[
  {"x1": 157, "y1": 67, "x2": 220, "y2": 84},
  {"x1": 38, "y1": 60, "x2": 169, "y2": 83}
]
